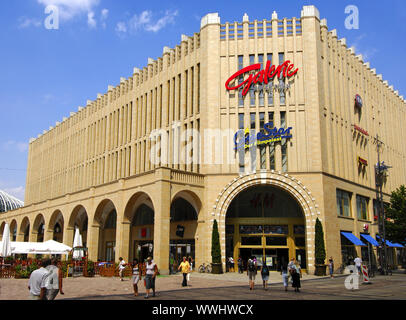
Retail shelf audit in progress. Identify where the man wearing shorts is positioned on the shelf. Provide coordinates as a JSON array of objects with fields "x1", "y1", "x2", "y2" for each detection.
[
  {"x1": 247, "y1": 257, "x2": 257, "y2": 291},
  {"x1": 144, "y1": 257, "x2": 158, "y2": 299}
]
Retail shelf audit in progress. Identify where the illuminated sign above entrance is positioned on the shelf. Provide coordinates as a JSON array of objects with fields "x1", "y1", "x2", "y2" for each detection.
[
  {"x1": 225, "y1": 60, "x2": 299, "y2": 97},
  {"x1": 234, "y1": 122, "x2": 293, "y2": 151}
]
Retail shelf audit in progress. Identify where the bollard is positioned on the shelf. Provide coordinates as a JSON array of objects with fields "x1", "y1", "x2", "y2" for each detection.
[{"x1": 362, "y1": 265, "x2": 371, "y2": 284}]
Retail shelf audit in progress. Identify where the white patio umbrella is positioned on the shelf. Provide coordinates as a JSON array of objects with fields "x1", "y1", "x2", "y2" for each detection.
[
  {"x1": 0, "y1": 223, "x2": 12, "y2": 258},
  {"x1": 72, "y1": 227, "x2": 84, "y2": 260}
]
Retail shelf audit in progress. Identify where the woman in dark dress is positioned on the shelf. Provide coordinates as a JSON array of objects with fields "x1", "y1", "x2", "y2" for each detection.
[{"x1": 291, "y1": 261, "x2": 302, "y2": 292}]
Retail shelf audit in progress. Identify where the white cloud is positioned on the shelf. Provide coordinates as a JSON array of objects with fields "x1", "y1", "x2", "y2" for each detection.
[
  {"x1": 2, "y1": 141, "x2": 28, "y2": 153},
  {"x1": 145, "y1": 10, "x2": 178, "y2": 32},
  {"x1": 101, "y1": 8, "x2": 108, "y2": 29},
  {"x1": 87, "y1": 11, "x2": 96, "y2": 28},
  {"x1": 18, "y1": 17, "x2": 42, "y2": 28},
  {"x1": 3, "y1": 186, "x2": 25, "y2": 202},
  {"x1": 37, "y1": 0, "x2": 100, "y2": 21},
  {"x1": 116, "y1": 10, "x2": 178, "y2": 36},
  {"x1": 350, "y1": 33, "x2": 378, "y2": 62}
]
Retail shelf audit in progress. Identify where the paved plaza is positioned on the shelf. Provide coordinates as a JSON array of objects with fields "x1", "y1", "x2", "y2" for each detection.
[{"x1": 1, "y1": 271, "x2": 406, "y2": 300}]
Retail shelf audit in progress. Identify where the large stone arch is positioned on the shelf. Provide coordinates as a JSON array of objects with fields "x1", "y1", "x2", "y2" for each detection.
[
  {"x1": 47, "y1": 210, "x2": 64, "y2": 242},
  {"x1": 0, "y1": 221, "x2": 5, "y2": 241},
  {"x1": 19, "y1": 217, "x2": 30, "y2": 242},
  {"x1": 124, "y1": 192, "x2": 155, "y2": 224},
  {"x1": 212, "y1": 172, "x2": 321, "y2": 272},
  {"x1": 10, "y1": 219, "x2": 18, "y2": 242},
  {"x1": 94, "y1": 199, "x2": 117, "y2": 261},
  {"x1": 124, "y1": 192, "x2": 155, "y2": 262},
  {"x1": 32, "y1": 214, "x2": 45, "y2": 242},
  {"x1": 171, "y1": 190, "x2": 202, "y2": 217}
]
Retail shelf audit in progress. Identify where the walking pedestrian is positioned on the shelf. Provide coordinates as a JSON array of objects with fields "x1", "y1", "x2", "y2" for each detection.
[
  {"x1": 247, "y1": 256, "x2": 257, "y2": 291},
  {"x1": 354, "y1": 256, "x2": 362, "y2": 275},
  {"x1": 28, "y1": 259, "x2": 51, "y2": 300},
  {"x1": 132, "y1": 259, "x2": 141, "y2": 296},
  {"x1": 118, "y1": 257, "x2": 127, "y2": 281},
  {"x1": 260, "y1": 258, "x2": 270, "y2": 291},
  {"x1": 291, "y1": 259, "x2": 302, "y2": 292},
  {"x1": 178, "y1": 256, "x2": 190, "y2": 287},
  {"x1": 280, "y1": 262, "x2": 289, "y2": 291},
  {"x1": 229, "y1": 257, "x2": 235, "y2": 272},
  {"x1": 187, "y1": 256, "x2": 193, "y2": 283},
  {"x1": 328, "y1": 257, "x2": 334, "y2": 278},
  {"x1": 45, "y1": 258, "x2": 64, "y2": 300},
  {"x1": 237, "y1": 256, "x2": 243, "y2": 274},
  {"x1": 144, "y1": 257, "x2": 158, "y2": 299}
]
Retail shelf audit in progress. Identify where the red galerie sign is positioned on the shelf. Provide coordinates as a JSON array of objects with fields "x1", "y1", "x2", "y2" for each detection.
[{"x1": 225, "y1": 60, "x2": 299, "y2": 96}]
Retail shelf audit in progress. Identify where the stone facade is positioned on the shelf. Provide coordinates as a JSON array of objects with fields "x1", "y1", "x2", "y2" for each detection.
[{"x1": 1, "y1": 5, "x2": 405, "y2": 274}]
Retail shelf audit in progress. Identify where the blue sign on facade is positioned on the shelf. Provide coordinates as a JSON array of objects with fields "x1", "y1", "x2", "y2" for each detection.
[{"x1": 234, "y1": 122, "x2": 293, "y2": 151}]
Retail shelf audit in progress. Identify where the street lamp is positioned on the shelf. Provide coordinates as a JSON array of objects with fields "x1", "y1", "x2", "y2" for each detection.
[{"x1": 375, "y1": 160, "x2": 391, "y2": 275}]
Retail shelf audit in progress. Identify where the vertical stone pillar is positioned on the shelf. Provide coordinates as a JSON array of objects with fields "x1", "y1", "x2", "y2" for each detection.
[
  {"x1": 115, "y1": 200, "x2": 131, "y2": 262},
  {"x1": 63, "y1": 226, "x2": 75, "y2": 248},
  {"x1": 153, "y1": 168, "x2": 171, "y2": 274},
  {"x1": 87, "y1": 225, "x2": 100, "y2": 261}
]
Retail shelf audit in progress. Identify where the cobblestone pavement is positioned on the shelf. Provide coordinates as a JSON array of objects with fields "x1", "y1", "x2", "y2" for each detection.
[{"x1": 1, "y1": 271, "x2": 405, "y2": 300}]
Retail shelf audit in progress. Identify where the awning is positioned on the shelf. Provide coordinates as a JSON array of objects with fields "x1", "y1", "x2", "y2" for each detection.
[
  {"x1": 376, "y1": 236, "x2": 404, "y2": 248},
  {"x1": 341, "y1": 232, "x2": 366, "y2": 246},
  {"x1": 360, "y1": 234, "x2": 379, "y2": 246}
]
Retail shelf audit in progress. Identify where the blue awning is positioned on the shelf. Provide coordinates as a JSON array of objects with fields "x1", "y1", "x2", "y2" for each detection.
[
  {"x1": 376, "y1": 235, "x2": 404, "y2": 248},
  {"x1": 341, "y1": 232, "x2": 366, "y2": 246},
  {"x1": 360, "y1": 234, "x2": 379, "y2": 246}
]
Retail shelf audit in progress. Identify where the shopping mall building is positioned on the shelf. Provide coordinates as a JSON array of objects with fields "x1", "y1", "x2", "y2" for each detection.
[{"x1": 1, "y1": 5, "x2": 405, "y2": 274}]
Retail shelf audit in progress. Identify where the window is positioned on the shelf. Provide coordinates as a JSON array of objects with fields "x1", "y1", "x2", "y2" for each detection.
[
  {"x1": 259, "y1": 113, "x2": 265, "y2": 131},
  {"x1": 238, "y1": 113, "x2": 244, "y2": 129},
  {"x1": 258, "y1": 54, "x2": 264, "y2": 69},
  {"x1": 250, "y1": 113, "x2": 256, "y2": 129},
  {"x1": 238, "y1": 77, "x2": 244, "y2": 107},
  {"x1": 337, "y1": 189, "x2": 352, "y2": 217},
  {"x1": 281, "y1": 112, "x2": 287, "y2": 172},
  {"x1": 356, "y1": 195, "x2": 369, "y2": 220},
  {"x1": 268, "y1": 112, "x2": 275, "y2": 170},
  {"x1": 238, "y1": 55, "x2": 244, "y2": 70}
]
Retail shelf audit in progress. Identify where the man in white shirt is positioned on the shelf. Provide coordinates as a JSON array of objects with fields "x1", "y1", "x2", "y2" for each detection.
[
  {"x1": 354, "y1": 256, "x2": 362, "y2": 274},
  {"x1": 118, "y1": 257, "x2": 126, "y2": 281},
  {"x1": 28, "y1": 259, "x2": 51, "y2": 300}
]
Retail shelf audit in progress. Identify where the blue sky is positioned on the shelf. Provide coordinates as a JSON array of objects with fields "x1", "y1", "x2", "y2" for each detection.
[{"x1": 0, "y1": 0, "x2": 405, "y2": 201}]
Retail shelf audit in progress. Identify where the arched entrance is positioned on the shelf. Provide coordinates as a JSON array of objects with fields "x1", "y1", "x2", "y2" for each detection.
[
  {"x1": 48, "y1": 210, "x2": 64, "y2": 242},
  {"x1": 94, "y1": 199, "x2": 117, "y2": 262},
  {"x1": 214, "y1": 172, "x2": 320, "y2": 274},
  {"x1": 19, "y1": 217, "x2": 30, "y2": 242},
  {"x1": 69, "y1": 205, "x2": 88, "y2": 247},
  {"x1": 225, "y1": 184, "x2": 306, "y2": 271},
  {"x1": 32, "y1": 214, "x2": 45, "y2": 242},
  {"x1": 10, "y1": 220, "x2": 17, "y2": 242},
  {"x1": 169, "y1": 192, "x2": 200, "y2": 270}
]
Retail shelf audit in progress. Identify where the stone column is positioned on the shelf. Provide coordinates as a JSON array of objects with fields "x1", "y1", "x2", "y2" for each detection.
[
  {"x1": 152, "y1": 168, "x2": 171, "y2": 274},
  {"x1": 87, "y1": 225, "x2": 100, "y2": 261}
]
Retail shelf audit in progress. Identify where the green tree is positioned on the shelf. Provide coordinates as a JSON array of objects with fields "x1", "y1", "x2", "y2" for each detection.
[
  {"x1": 211, "y1": 219, "x2": 221, "y2": 264},
  {"x1": 385, "y1": 185, "x2": 406, "y2": 246},
  {"x1": 315, "y1": 218, "x2": 326, "y2": 265}
]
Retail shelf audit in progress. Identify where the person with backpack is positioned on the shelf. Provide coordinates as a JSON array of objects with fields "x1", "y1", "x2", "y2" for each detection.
[
  {"x1": 247, "y1": 256, "x2": 257, "y2": 291},
  {"x1": 260, "y1": 258, "x2": 270, "y2": 290}
]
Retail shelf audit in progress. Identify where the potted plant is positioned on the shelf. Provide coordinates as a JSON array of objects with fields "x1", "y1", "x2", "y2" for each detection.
[
  {"x1": 314, "y1": 218, "x2": 327, "y2": 276},
  {"x1": 85, "y1": 260, "x2": 95, "y2": 277},
  {"x1": 211, "y1": 219, "x2": 223, "y2": 274}
]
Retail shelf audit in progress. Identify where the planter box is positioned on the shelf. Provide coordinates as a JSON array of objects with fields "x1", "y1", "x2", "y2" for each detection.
[
  {"x1": 211, "y1": 263, "x2": 223, "y2": 274},
  {"x1": 314, "y1": 264, "x2": 327, "y2": 276}
]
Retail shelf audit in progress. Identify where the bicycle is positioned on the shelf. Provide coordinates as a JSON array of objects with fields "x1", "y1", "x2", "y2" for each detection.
[
  {"x1": 337, "y1": 264, "x2": 346, "y2": 274},
  {"x1": 367, "y1": 264, "x2": 376, "y2": 278},
  {"x1": 198, "y1": 263, "x2": 212, "y2": 273}
]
